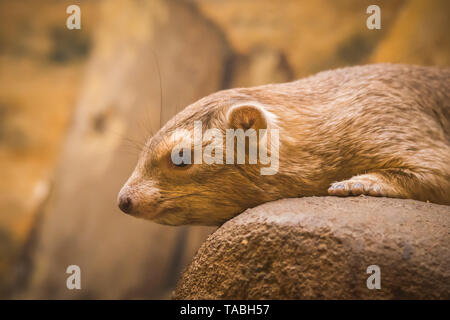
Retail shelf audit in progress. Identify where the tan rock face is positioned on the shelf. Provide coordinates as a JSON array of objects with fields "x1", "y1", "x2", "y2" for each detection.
[
  {"x1": 23, "y1": 0, "x2": 223, "y2": 299},
  {"x1": 371, "y1": 0, "x2": 450, "y2": 66},
  {"x1": 174, "y1": 197, "x2": 450, "y2": 299},
  {"x1": 196, "y1": 0, "x2": 405, "y2": 78},
  {"x1": 0, "y1": 0, "x2": 100, "y2": 295}
]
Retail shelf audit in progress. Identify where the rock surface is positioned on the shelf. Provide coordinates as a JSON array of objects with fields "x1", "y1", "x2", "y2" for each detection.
[{"x1": 174, "y1": 197, "x2": 450, "y2": 299}]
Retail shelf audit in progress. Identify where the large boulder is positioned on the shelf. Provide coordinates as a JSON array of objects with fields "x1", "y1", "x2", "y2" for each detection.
[{"x1": 174, "y1": 197, "x2": 450, "y2": 299}]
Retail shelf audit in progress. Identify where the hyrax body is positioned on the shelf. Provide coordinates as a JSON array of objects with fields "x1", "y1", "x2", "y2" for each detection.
[{"x1": 118, "y1": 64, "x2": 450, "y2": 225}]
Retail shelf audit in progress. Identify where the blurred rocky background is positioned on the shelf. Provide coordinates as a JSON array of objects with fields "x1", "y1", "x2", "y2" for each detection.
[{"x1": 0, "y1": 0, "x2": 448, "y2": 299}]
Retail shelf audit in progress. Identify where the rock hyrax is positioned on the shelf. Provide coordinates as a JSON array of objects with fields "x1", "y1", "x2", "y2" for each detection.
[{"x1": 118, "y1": 64, "x2": 450, "y2": 225}]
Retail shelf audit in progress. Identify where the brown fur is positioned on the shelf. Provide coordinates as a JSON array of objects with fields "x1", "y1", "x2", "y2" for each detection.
[{"x1": 119, "y1": 64, "x2": 450, "y2": 225}]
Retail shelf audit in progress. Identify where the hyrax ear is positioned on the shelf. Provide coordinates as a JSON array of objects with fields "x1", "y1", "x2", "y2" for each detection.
[{"x1": 226, "y1": 102, "x2": 268, "y2": 131}]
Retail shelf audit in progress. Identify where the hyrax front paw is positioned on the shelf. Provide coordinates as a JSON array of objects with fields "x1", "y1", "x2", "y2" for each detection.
[{"x1": 328, "y1": 175, "x2": 385, "y2": 197}]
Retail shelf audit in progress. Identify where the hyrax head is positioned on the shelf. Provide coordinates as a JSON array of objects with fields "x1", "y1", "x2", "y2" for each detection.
[{"x1": 117, "y1": 92, "x2": 280, "y2": 226}]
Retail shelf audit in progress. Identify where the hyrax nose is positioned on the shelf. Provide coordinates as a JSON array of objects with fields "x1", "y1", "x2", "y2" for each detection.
[{"x1": 118, "y1": 194, "x2": 133, "y2": 214}]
